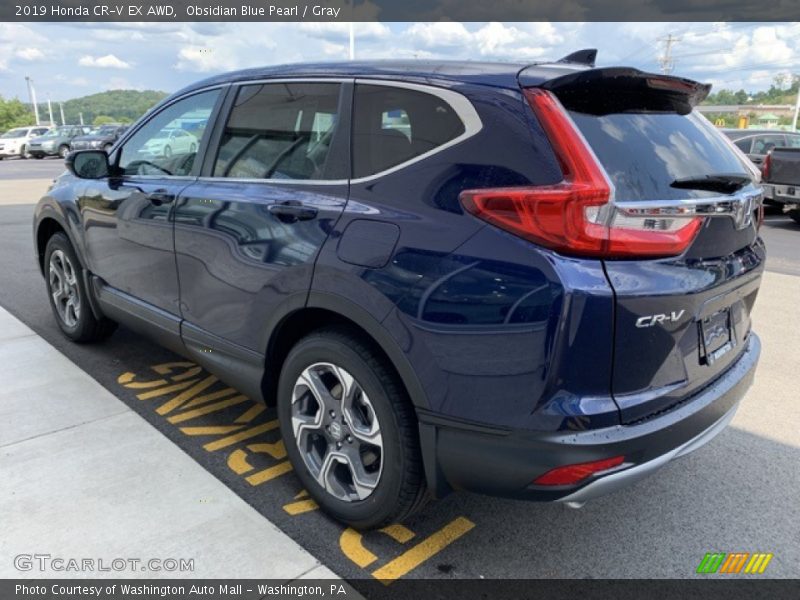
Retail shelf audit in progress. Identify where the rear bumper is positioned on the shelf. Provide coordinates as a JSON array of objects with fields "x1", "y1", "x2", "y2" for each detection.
[
  {"x1": 419, "y1": 333, "x2": 760, "y2": 501},
  {"x1": 764, "y1": 183, "x2": 800, "y2": 206}
]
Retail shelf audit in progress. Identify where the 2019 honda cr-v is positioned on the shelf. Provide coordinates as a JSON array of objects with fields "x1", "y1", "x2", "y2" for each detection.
[{"x1": 33, "y1": 51, "x2": 763, "y2": 529}]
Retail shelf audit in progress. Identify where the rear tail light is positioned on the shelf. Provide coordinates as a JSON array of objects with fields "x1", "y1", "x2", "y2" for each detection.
[
  {"x1": 761, "y1": 152, "x2": 771, "y2": 180},
  {"x1": 459, "y1": 88, "x2": 703, "y2": 258},
  {"x1": 532, "y1": 455, "x2": 626, "y2": 486}
]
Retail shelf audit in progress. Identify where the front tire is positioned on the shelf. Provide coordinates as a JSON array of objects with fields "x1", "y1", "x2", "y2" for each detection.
[
  {"x1": 19, "y1": 144, "x2": 27, "y2": 159},
  {"x1": 44, "y1": 233, "x2": 117, "y2": 342},
  {"x1": 789, "y1": 209, "x2": 800, "y2": 226},
  {"x1": 277, "y1": 327, "x2": 426, "y2": 529},
  {"x1": 58, "y1": 145, "x2": 69, "y2": 159}
]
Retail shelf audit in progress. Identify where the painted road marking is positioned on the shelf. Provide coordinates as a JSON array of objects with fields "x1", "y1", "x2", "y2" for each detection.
[{"x1": 118, "y1": 362, "x2": 477, "y2": 581}]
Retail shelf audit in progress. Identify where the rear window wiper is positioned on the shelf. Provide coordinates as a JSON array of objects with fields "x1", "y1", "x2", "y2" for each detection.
[{"x1": 670, "y1": 173, "x2": 752, "y2": 194}]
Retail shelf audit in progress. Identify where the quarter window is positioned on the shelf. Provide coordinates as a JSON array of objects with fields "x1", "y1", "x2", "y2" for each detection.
[
  {"x1": 734, "y1": 138, "x2": 752, "y2": 153},
  {"x1": 352, "y1": 84, "x2": 466, "y2": 179},
  {"x1": 213, "y1": 83, "x2": 341, "y2": 181},
  {"x1": 118, "y1": 89, "x2": 220, "y2": 177}
]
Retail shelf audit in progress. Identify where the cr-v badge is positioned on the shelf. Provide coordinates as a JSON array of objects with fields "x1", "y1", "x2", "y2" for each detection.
[{"x1": 636, "y1": 310, "x2": 686, "y2": 328}]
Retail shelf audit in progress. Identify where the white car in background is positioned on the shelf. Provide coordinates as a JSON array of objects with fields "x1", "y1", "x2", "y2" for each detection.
[
  {"x1": 139, "y1": 128, "x2": 197, "y2": 158},
  {"x1": 0, "y1": 126, "x2": 51, "y2": 160}
]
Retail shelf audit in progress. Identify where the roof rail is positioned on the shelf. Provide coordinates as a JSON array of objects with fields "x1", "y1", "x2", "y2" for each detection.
[{"x1": 557, "y1": 49, "x2": 597, "y2": 67}]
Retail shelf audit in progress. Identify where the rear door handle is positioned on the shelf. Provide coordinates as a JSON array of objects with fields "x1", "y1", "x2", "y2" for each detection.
[
  {"x1": 268, "y1": 201, "x2": 318, "y2": 222},
  {"x1": 147, "y1": 190, "x2": 175, "y2": 206}
]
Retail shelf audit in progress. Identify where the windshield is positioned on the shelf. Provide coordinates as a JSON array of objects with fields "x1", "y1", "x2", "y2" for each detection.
[
  {"x1": 40, "y1": 128, "x2": 69, "y2": 137},
  {"x1": 1, "y1": 128, "x2": 27, "y2": 138}
]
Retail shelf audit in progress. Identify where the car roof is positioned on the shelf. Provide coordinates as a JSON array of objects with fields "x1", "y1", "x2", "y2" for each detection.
[{"x1": 174, "y1": 60, "x2": 590, "y2": 97}]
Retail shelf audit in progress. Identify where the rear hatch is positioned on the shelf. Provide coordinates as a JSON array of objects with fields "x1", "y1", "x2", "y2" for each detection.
[{"x1": 542, "y1": 68, "x2": 765, "y2": 423}]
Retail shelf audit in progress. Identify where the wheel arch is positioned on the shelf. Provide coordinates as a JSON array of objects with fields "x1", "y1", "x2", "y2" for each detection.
[{"x1": 264, "y1": 292, "x2": 430, "y2": 412}]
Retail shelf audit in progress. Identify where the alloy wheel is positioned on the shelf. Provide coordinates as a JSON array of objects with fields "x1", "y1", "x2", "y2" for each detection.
[
  {"x1": 49, "y1": 249, "x2": 81, "y2": 328},
  {"x1": 291, "y1": 362, "x2": 383, "y2": 502}
]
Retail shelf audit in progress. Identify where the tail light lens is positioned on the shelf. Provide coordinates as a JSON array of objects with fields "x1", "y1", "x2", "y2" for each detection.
[
  {"x1": 459, "y1": 88, "x2": 703, "y2": 258},
  {"x1": 533, "y1": 455, "x2": 626, "y2": 486},
  {"x1": 761, "y1": 152, "x2": 771, "y2": 180}
]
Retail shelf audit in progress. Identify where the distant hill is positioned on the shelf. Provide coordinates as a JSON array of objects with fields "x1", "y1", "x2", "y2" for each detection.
[{"x1": 35, "y1": 89, "x2": 169, "y2": 126}]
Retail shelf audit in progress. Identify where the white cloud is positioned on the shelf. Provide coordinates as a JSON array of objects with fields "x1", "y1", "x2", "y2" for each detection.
[
  {"x1": 78, "y1": 54, "x2": 131, "y2": 69},
  {"x1": 15, "y1": 47, "x2": 45, "y2": 61}
]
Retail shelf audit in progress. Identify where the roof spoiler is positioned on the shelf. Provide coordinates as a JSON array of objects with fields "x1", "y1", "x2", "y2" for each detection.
[
  {"x1": 557, "y1": 49, "x2": 597, "y2": 67},
  {"x1": 533, "y1": 67, "x2": 711, "y2": 115}
]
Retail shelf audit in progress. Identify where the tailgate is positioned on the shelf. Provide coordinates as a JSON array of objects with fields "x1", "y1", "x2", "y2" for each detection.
[
  {"x1": 768, "y1": 147, "x2": 800, "y2": 186},
  {"x1": 548, "y1": 69, "x2": 765, "y2": 423}
]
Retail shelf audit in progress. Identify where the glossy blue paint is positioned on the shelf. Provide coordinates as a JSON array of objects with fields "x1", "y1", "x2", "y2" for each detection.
[{"x1": 33, "y1": 60, "x2": 763, "y2": 504}]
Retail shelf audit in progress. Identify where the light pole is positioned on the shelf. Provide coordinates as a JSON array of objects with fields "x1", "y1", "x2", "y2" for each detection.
[
  {"x1": 25, "y1": 76, "x2": 40, "y2": 125},
  {"x1": 793, "y1": 88, "x2": 800, "y2": 132},
  {"x1": 47, "y1": 94, "x2": 54, "y2": 126},
  {"x1": 59, "y1": 102, "x2": 66, "y2": 126}
]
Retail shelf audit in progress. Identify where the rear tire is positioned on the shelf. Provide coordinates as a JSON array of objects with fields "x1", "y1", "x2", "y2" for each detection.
[
  {"x1": 44, "y1": 233, "x2": 117, "y2": 343},
  {"x1": 789, "y1": 209, "x2": 800, "y2": 226},
  {"x1": 277, "y1": 327, "x2": 427, "y2": 529},
  {"x1": 19, "y1": 144, "x2": 27, "y2": 159}
]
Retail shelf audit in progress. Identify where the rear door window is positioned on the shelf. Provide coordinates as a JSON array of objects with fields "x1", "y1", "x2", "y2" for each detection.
[
  {"x1": 352, "y1": 84, "x2": 465, "y2": 179},
  {"x1": 213, "y1": 82, "x2": 341, "y2": 181},
  {"x1": 568, "y1": 111, "x2": 752, "y2": 201},
  {"x1": 751, "y1": 135, "x2": 785, "y2": 155}
]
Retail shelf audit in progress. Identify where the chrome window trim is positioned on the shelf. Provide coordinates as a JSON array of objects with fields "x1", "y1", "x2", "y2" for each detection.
[
  {"x1": 350, "y1": 78, "x2": 483, "y2": 184},
  {"x1": 197, "y1": 77, "x2": 483, "y2": 186}
]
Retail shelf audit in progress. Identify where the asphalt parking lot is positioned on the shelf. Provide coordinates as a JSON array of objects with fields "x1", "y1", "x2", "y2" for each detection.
[{"x1": 1, "y1": 158, "x2": 798, "y2": 585}]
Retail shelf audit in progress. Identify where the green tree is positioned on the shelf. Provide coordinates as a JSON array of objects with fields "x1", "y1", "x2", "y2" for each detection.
[
  {"x1": 92, "y1": 115, "x2": 116, "y2": 126},
  {"x1": 0, "y1": 96, "x2": 35, "y2": 132}
]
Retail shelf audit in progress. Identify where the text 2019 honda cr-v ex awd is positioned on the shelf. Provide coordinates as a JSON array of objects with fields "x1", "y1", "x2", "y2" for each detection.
[{"x1": 34, "y1": 51, "x2": 763, "y2": 529}]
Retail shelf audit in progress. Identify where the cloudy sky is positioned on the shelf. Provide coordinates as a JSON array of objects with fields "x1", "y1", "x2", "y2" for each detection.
[{"x1": 0, "y1": 21, "x2": 798, "y2": 101}]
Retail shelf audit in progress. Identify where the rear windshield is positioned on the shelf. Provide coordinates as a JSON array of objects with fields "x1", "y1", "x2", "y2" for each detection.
[{"x1": 569, "y1": 111, "x2": 751, "y2": 201}]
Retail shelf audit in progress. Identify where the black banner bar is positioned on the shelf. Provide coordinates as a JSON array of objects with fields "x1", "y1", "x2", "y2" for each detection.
[
  {"x1": 2, "y1": 0, "x2": 799, "y2": 22},
  {"x1": 3, "y1": 579, "x2": 800, "y2": 600}
]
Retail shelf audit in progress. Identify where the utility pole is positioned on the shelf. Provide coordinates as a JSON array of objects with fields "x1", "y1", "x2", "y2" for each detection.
[
  {"x1": 349, "y1": 22, "x2": 354, "y2": 60},
  {"x1": 25, "y1": 76, "x2": 40, "y2": 125},
  {"x1": 47, "y1": 95, "x2": 54, "y2": 126},
  {"x1": 79, "y1": 112, "x2": 84, "y2": 126},
  {"x1": 59, "y1": 102, "x2": 66, "y2": 126},
  {"x1": 657, "y1": 34, "x2": 680, "y2": 75}
]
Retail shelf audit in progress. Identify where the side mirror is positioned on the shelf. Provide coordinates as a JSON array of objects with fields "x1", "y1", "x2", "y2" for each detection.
[{"x1": 66, "y1": 150, "x2": 111, "y2": 179}]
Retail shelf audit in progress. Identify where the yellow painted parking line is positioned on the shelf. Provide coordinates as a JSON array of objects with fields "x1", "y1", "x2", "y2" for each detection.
[
  {"x1": 167, "y1": 395, "x2": 249, "y2": 424},
  {"x1": 235, "y1": 403, "x2": 267, "y2": 423},
  {"x1": 183, "y1": 387, "x2": 240, "y2": 410},
  {"x1": 117, "y1": 372, "x2": 167, "y2": 389},
  {"x1": 203, "y1": 420, "x2": 280, "y2": 451},
  {"x1": 180, "y1": 425, "x2": 245, "y2": 436},
  {"x1": 136, "y1": 380, "x2": 197, "y2": 400},
  {"x1": 245, "y1": 461, "x2": 293, "y2": 486},
  {"x1": 340, "y1": 528, "x2": 378, "y2": 568},
  {"x1": 283, "y1": 490, "x2": 319, "y2": 516},
  {"x1": 380, "y1": 524, "x2": 415, "y2": 544},
  {"x1": 371, "y1": 517, "x2": 475, "y2": 583},
  {"x1": 157, "y1": 375, "x2": 219, "y2": 415}
]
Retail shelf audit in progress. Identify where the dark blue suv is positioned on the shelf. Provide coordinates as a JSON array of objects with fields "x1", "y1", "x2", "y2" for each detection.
[{"x1": 34, "y1": 53, "x2": 763, "y2": 529}]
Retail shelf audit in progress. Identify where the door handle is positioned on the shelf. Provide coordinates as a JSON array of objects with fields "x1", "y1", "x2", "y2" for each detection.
[
  {"x1": 147, "y1": 190, "x2": 174, "y2": 206},
  {"x1": 268, "y1": 201, "x2": 318, "y2": 222}
]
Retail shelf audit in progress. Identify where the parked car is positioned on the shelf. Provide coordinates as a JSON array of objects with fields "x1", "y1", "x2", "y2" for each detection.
[
  {"x1": 0, "y1": 125, "x2": 51, "y2": 159},
  {"x1": 723, "y1": 128, "x2": 800, "y2": 167},
  {"x1": 33, "y1": 54, "x2": 764, "y2": 529},
  {"x1": 136, "y1": 127, "x2": 197, "y2": 159},
  {"x1": 70, "y1": 124, "x2": 128, "y2": 153},
  {"x1": 760, "y1": 147, "x2": 800, "y2": 225},
  {"x1": 27, "y1": 125, "x2": 92, "y2": 159}
]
